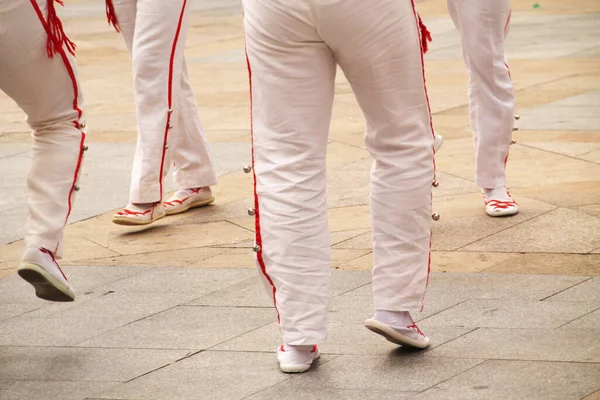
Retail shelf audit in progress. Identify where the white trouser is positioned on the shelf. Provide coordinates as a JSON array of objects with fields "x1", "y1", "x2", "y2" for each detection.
[
  {"x1": 108, "y1": 0, "x2": 218, "y2": 203},
  {"x1": 0, "y1": 0, "x2": 86, "y2": 258},
  {"x1": 243, "y1": 0, "x2": 435, "y2": 345},
  {"x1": 447, "y1": 0, "x2": 515, "y2": 189}
]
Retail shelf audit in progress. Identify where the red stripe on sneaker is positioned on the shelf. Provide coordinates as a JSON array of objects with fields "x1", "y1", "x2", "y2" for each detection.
[
  {"x1": 245, "y1": 47, "x2": 281, "y2": 324},
  {"x1": 410, "y1": 0, "x2": 435, "y2": 312},
  {"x1": 158, "y1": 0, "x2": 188, "y2": 201},
  {"x1": 30, "y1": 0, "x2": 86, "y2": 251}
]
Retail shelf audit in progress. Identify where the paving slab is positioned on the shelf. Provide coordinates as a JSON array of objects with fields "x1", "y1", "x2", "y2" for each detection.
[
  {"x1": 426, "y1": 328, "x2": 600, "y2": 362},
  {"x1": 0, "y1": 346, "x2": 188, "y2": 382},
  {"x1": 76, "y1": 305, "x2": 276, "y2": 350},
  {"x1": 282, "y1": 354, "x2": 484, "y2": 392},
  {"x1": 421, "y1": 299, "x2": 599, "y2": 329},
  {"x1": 0, "y1": 381, "x2": 117, "y2": 400},
  {"x1": 247, "y1": 386, "x2": 417, "y2": 400},
  {"x1": 92, "y1": 351, "x2": 292, "y2": 400},
  {"x1": 544, "y1": 277, "x2": 600, "y2": 303},
  {"x1": 416, "y1": 360, "x2": 600, "y2": 400}
]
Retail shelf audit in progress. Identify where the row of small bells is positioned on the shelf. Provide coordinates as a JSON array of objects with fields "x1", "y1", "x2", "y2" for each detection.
[{"x1": 243, "y1": 115, "x2": 520, "y2": 251}]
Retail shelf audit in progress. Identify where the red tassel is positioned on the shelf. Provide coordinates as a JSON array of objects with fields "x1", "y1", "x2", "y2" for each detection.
[
  {"x1": 418, "y1": 14, "x2": 432, "y2": 54},
  {"x1": 105, "y1": 0, "x2": 121, "y2": 32},
  {"x1": 45, "y1": 0, "x2": 76, "y2": 58}
]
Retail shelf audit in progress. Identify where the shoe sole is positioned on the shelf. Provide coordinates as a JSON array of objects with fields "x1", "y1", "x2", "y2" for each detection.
[
  {"x1": 364, "y1": 320, "x2": 429, "y2": 349},
  {"x1": 18, "y1": 263, "x2": 75, "y2": 302},
  {"x1": 279, "y1": 352, "x2": 321, "y2": 373},
  {"x1": 164, "y1": 197, "x2": 215, "y2": 216},
  {"x1": 112, "y1": 211, "x2": 166, "y2": 226},
  {"x1": 485, "y1": 206, "x2": 519, "y2": 217}
]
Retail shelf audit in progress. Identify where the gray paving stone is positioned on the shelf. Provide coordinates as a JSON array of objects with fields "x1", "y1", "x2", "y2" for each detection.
[
  {"x1": 422, "y1": 299, "x2": 598, "y2": 329},
  {"x1": 415, "y1": 360, "x2": 600, "y2": 400},
  {"x1": 0, "y1": 266, "x2": 151, "y2": 304},
  {"x1": 247, "y1": 385, "x2": 417, "y2": 400},
  {"x1": 77, "y1": 305, "x2": 275, "y2": 350},
  {"x1": 284, "y1": 354, "x2": 484, "y2": 392},
  {"x1": 95, "y1": 267, "x2": 255, "y2": 295},
  {"x1": 0, "y1": 380, "x2": 117, "y2": 400},
  {"x1": 0, "y1": 291, "x2": 198, "y2": 347},
  {"x1": 94, "y1": 351, "x2": 290, "y2": 400},
  {"x1": 334, "y1": 272, "x2": 588, "y2": 304},
  {"x1": 426, "y1": 328, "x2": 600, "y2": 362},
  {"x1": 559, "y1": 308, "x2": 600, "y2": 331},
  {"x1": 0, "y1": 303, "x2": 43, "y2": 322},
  {"x1": 545, "y1": 277, "x2": 600, "y2": 303},
  {"x1": 214, "y1": 320, "x2": 473, "y2": 355},
  {"x1": 0, "y1": 346, "x2": 187, "y2": 382},
  {"x1": 189, "y1": 270, "x2": 371, "y2": 308}
]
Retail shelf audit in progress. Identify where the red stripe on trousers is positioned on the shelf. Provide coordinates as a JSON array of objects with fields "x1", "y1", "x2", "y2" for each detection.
[
  {"x1": 504, "y1": 10, "x2": 513, "y2": 171},
  {"x1": 158, "y1": 0, "x2": 188, "y2": 200},
  {"x1": 410, "y1": 0, "x2": 435, "y2": 312},
  {"x1": 244, "y1": 48, "x2": 281, "y2": 324},
  {"x1": 29, "y1": 0, "x2": 86, "y2": 254}
]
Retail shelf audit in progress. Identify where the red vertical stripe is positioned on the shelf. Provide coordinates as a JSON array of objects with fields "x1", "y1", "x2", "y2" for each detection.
[
  {"x1": 158, "y1": 0, "x2": 188, "y2": 200},
  {"x1": 29, "y1": 0, "x2": 86, "y2": 243},
  {"x1": 410, "y1": 0, "x2": 435, "y2": 311},
  {"x1": 245, "y1": 48, "x2": 281, "y2": 324}
]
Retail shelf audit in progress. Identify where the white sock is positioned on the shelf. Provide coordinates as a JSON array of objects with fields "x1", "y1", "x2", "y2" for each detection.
[
  {"x1": 128, "y1": 202, "x2": 155, "y2": 210},
  {"x1": 282, "y1": 344, "x2": 314, "y2": 353},
  {"x1": 175, "y1": 187, "x2": 201, "y2": 197},
  {"x1": 374, "y1": 310, "x2": 414, "y2": 328},
  {"x1": 482, "y1": 186, "x2": 511, "y2": 201}
]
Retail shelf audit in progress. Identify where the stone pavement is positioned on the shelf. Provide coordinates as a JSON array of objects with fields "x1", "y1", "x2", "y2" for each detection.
[{"x1": 0, "y1": 0, "x2": 599, "y2": 399}]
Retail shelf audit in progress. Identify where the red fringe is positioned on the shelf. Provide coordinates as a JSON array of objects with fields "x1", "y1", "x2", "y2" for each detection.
[
  {"x1": 418, "y1": 14, "x2": 432, "y2": 54},
  {"x1": 105, "y1": 0, "x2": 121, "y2": 32},
  {"x1": 45, "y1": 0, "x2": 76, "y2": 58}
]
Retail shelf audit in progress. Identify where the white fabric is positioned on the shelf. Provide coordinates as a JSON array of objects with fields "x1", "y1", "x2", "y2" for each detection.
[
  {"x1": 447, "y1": 0, "x2": 515, "y2": 189},
  {"x1": 0, "y1": 0, "x2": 86, "y2": 258},
  {"x1": 243, "y1": 0, "x2": 434, "y2": 345},
  {"x1": 111, "y1": 0, "x2": 218, "y2": 203}
]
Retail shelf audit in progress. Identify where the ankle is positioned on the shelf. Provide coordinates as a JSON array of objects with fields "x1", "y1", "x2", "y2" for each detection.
[{"x1": 482, "y1": 186, "x2": 510, "y2": 200}]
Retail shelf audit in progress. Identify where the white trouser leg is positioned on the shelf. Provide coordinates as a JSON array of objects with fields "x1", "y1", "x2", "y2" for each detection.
[
  {"x1": 243, "y1": 0, "x2": 336, "y2": 345},
  {"x1": 448, "y1": 0, "x2": 515, "y2": 189},
  {"x1": 319, "y1": 0, "x2": 434, "y2": 312},
  {"x1": 0, "y1": 0, "x2": 86, "y2": 258},
  {"x1": 171, "y1": 59, "x2": 218, "y2": 190},
  {"x1": 112, "y1": 0, "x2": 190, "y2": 203}
]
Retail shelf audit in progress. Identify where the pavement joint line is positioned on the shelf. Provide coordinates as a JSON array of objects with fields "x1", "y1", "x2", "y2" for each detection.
[
  {"x1": 415, "y1": 357, "x2": 489, "y2": 394},
  {"x1": 540, "y1": 276, "x2": 595, "y2": 302},
  {"x1": 123, "y1": 350, "x2": 205, "y2": 384},
  {"x1": 453, "y1": 206, "x2": 559, "y2": 251},
  {"x1": 333, "y1": 250, "x2": 372, "y2": 269},
  {"x1": 417, "y1": 299, "x2": 471, "y2": 323},
  {"x1": 554, "y1": 304, "x2": 600, "y2": 330},
  {"x1": 518, "y1": 143, "x2": 600, "y2": 166},
  {"x1": 581, "y1": 390, "x2": 600, "y2": 400}
]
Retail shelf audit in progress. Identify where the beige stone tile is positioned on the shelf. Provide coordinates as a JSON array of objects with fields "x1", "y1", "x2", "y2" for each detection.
[
  {"x1": 330, "y1": 229, "x2": 371, "y2": 246},
  {"x1": 579, "y1": 149, "x2": 600, "y2": 164},
  {"x1": 0, "y1": 269, "x2": 15, "y2": 279},
  {"x1": 583, "y1": 391, "x2": 600, "y2": 400},
  {"x1": 328, "y1": 205, "x2": 371, "y2": 232},
  {"x1": 511, "y1": 181, "x2": 600, "y2": 207},
  {"x1": 524, "y1": 142, "x2": 600, "y2": 158},
  {"x1": 572, "y1": 204, "x2": 600, "y2": 218},
  {"x1": 431, "y1": 193, "x2": 557, "y2": 251},
  {"x1": 487, "y1": 253, "x2": 600, "y2": 276},
  {"x1": 331, "y1": 249, "x2": 371, "y2": 267},
  {"x1": 210, "y1": 171, "x2": 253, "y2": 205},
  {"x1": 336, "y1": 252, "x2": 373, "y2": 270},
  {"x1": 0, "y1": 242, "x2": 24, "y2": 270},
  {"x1": 190, "y1": 248, "x2": 256, "y2": 269},
  {"x1": 333, "y1": 231, "x2": 371, "y2": 250},
  {"x1": 326, "y1": 141, "x2": 370, "y2": 168},
  {"x1": 60, "y1": 237, "x2": 120, "y2": 263},
  {"x1": 463, "y1": 208, "x2": 600, "y2": 253},
  {"x1": 62, "y1": 247, "x2": 225, "y2": 268},
  {"x1": 432, "y1": 251, "x2": 520, "y2": 273},
  {"x1": 86, "y1": 221, "x2": 254, "y2": 256}
]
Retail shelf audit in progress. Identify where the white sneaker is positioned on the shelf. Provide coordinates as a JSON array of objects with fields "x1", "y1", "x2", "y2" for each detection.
[
  {"x1": 112, "y1": 202, "x2": 166, "y2": 226},
  {"x1": 163, "y1": 187, "x2": 214, "y2": 215},
  {"x1": 18, "y1": 247, "x2": 75, "y2": 302},
  {"x1": 483, "y1": 193, "x2": 519, "y2": 217},
  {"x1": 364, "y1": 318, "x2": 430, "y2": 349},
  {"x1": 277, "y1": 344, "x2": 320, "y2": 373},
  {"x1": 433, "y1": 133, "x2": 444, "y2": 152}
]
